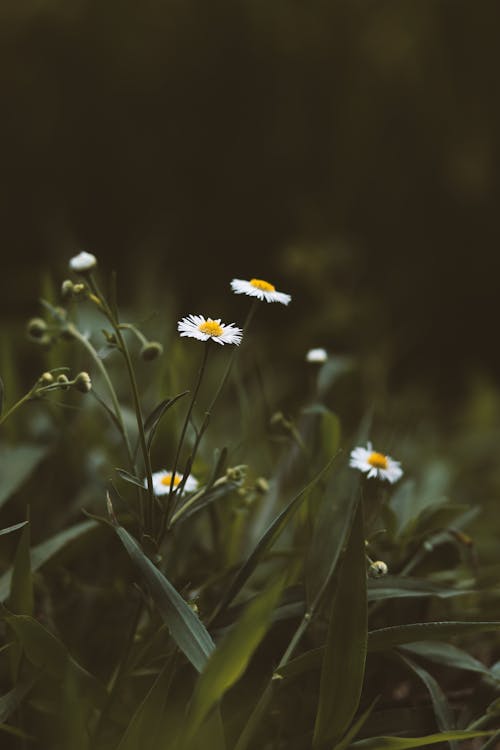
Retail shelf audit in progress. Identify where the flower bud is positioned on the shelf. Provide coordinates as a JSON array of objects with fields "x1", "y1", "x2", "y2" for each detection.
[
  {"x1": 140, "y1": 341, "x2": 163, "y2": 361},
  {"x1": 255, "y1": 477, "x2": 269, "y2": 494},
  {"x1": 69, "y1": 251, "x2": 97, "y2": 273},
  {"x1": 61, "y1": 280, "x2": 74, "y2": 299},
  {"x1": 368, "y1": 560, "x2": 388, "y2": 578},
  {"x1": 73, "y1": 283, "x2": 86, "y2": 296},
  {"x1": 27, "y1": 318, "x2": 47, "y2": 340},
  {"x1": 74, "y1": 371, "x2": 92, "y2": 394},
  {"x1": 39, "y1": 371, "x2": 54, "y2": 385},
  {"x1": 57, "y1": 374, "x2": 70, "y2": 390}
]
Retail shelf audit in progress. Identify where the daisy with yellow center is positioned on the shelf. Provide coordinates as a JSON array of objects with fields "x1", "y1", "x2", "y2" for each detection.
[
  {"x1": 177, "y1": 315, "x2": 243, "y2": 345},
  {"x1": 230, "y1": 277, "x2": 291, "y2": 305},
  {"x1": 349, "y1": 442, "x2": 403, "y2": 484},
  {"x1": 148, "y1": 470, "x2": 199, "y2": 496}
]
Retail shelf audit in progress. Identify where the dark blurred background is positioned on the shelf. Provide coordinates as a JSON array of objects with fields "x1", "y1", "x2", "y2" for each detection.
[{"x1": 1, "y1": 0, "x2": 499, "y2": 404}]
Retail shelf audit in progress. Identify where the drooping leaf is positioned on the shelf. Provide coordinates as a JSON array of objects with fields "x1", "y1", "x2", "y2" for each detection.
[
  {"x1": 187, "y1": 576, "x2": 284, "y2": 740},
  {"x1": 0, "y1": 444, "x2": 49, "y2": 509},
  {"x1": 351, "y1": 730, "x2": 493, "y2": 749},
  {"x1": 400, "y1": 641, "x2": 493, "y2": 678},
  {"x1": 112, "y1": 523, "x2": 215, "y2": 672},
  {"x1": 144, "y1": 392, "x2": 189, "y2": 453},
  {"x1": 313, "y1": 500, "x2": 367, "y2": 747},
  {"x1": 398, "y1": 653, "x2": 456, "y2": 749},
  {"x1": 1, "y1": 613, "x2": 107, "y2": 708},
  {"x1": 0, "y1": 519, "x2": 98, "y2": 603},
  {"x1": 278, "y1": 621, "x2": 500, "y2": 680},
  {"x1": 367, "y1": 577, "x2": 475, "y2": 602},
  {"x1": 9, "y1": 520, "x2": 33, "y2": 617}
]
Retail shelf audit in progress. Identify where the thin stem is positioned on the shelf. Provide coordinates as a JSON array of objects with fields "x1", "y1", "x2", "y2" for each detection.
[
  {"x1": 0, "y1": 392, "x2": 33, "y2": 426},
  {"x1": 164, "y1": 343, "x2": 211, "y2": 526},
  {"x1": 66, "y1": 323, "x2": 135, "y2": 470},
  {"x1": 86, "y1": 274, "x2": 154, "y2": 535}
]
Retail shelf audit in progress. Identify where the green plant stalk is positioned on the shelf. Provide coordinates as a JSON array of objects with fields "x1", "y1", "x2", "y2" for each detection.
[
  {"x1": 87, "y1": 274, "x2": 154, "y2": 534},
  {"x1": 0, "y1": 392, "x2": 33, "y2": 426},
  {"x1": 66, "y1": 323, "x2": 135, "y2": 470},
  {"x1": 163, "y1": 342, "x2": 211, "y2": 529}
]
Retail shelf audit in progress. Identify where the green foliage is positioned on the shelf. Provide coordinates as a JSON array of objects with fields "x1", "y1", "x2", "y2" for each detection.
[{"x1": 0, "y1": 260, "x2": 499, "y2": 750}]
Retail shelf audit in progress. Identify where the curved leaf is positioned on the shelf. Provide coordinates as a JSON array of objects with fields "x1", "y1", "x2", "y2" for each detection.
[
  {"x1": 352, "y1": 730, "x2": 493, "y2": 749},
  {"x1": 112, "y1": 524, "x2": 215, "y2": 672}
]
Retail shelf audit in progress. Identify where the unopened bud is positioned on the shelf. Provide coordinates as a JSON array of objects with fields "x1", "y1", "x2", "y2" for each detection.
[
  {"x1": 61, "y1": 280, "x2": 74, "y2": 299},
  {"x1": 74, "y1": 371, "x2": 92, "y2": 394},
  {"x1": 255, "y1": 477, "x2": 269, "y2": 494},
  {"x1": 369, "y1": 560, "x2": 388, "y2": 578},
  {"x1": 57, "y1": 374, "x2": 70, "y2": 390},
  {"x1": 39, "y1": 371, "x2": 54, "y2": 385},
  {"x1": 73, "y1": 283, "x2": 86, "y2": 296},
  {"x1": 140, "y1": 341, "x2": 163, "y2": 361},
  {"x1": 27, "y1": 318, "x2": 47, "y2": 339},
  {"x1": 226, "y1": 465, "x2": 247, "y2": 484}
]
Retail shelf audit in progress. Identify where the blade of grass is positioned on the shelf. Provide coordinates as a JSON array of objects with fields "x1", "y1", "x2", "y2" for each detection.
[
  {"x1": 313, "y1": 501, "x2": 367, "y2": 747},
  {"x1": 351, "y1": 730, "x2": 494, "y2": 749}
]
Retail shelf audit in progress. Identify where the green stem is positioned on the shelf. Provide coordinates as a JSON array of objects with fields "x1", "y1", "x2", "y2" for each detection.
[
  {"x1": 0, "y1": 392, "x2": 33, "y2": 426},
  {"x1": 66, "y1": 323, "x2": 135, "y2": 470},
  {"x1": 164, "y1": 343, "x2": 211, "y2": 526},
  {"x1": 87, "y1": 274, "x2": 154, "y2": 535}
]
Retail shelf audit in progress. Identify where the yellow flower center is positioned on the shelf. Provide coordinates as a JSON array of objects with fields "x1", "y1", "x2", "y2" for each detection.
[
  {"x1": 368, "y1": 452, "x2": 388, "y2": 470},
  {"x1": 198, "y1": 319, "x2": 224, "y2": 337},
  {"x1": 161, "y1": 473, "x2": 181, "y2": 487},
  {"x1": 250, "y1": 278, "x2": 275, "y2": 292}
]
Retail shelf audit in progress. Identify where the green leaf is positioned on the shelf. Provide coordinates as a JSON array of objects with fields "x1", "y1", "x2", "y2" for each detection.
[
  {"x1": 212, "y1": 455, "x2": 337, "y2": 622},
  {"x1": 144, "y1": 392, "x2": 189, "y2": 453},
  {"x1": 116, "y1": 467, "x2": 146, "y2": 490},
  {"x1": 369, "y1": 621, "x2": 500, "y2": 651},
  {"x1": 0, "y1": 613, "x2": 107, "y2": 708},
  {"x1": 306, "y1": 467, "x2": 360, "y2": 606},
  {"x1": 0, "y1": 521, "x2": 28, "y2": 537},
  {"x1": 367, "y1": 577, "x2": 474, "y2": 602},
  {"x1": 9, "y1": 520, "x2": 33, "y2": 617},
  {"x1": 398, "y1": 653, "x2": 456, "y2": 748},
  {"x1": 313, "y1": 500, "x2": 367, "y2": 747},
  {"x1": 112, "y1": 524, "x2": 215, "y2": 672},
  {"x1": 0, "y1": 375, "x2": 4, "y2": 416},
  {"x1": 278, "y1": 622, "x2": 500, "y2": 680},
  {"x1": 0, "y1": 519, "x2": 98, "y2": 603},
  {"x1": 320, "y1": 409, "x2": 341, "y2": 459},
  {"x1": 0, "y1": 444, "x2": 49, "y2": 509},
  {"x1": 331, "y1": 698, "x2": 379, "y2": 750},
  {"x1": 351, "y1": 730, "x2": 493, "y2": 749},
  {"x1": 400, "y1": 641, "x2": 493, "y2": 678},
  {"x1": 116, "y1": 660, "x2": 175, "y2": 750},
  {"x1": 187, "y1": 576, "x2": 284, "y2": 740}
]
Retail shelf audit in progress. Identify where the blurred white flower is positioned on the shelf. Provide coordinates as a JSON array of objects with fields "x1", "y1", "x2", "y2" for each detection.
[
  {"x1": 306, "y1": 347, "x2": 328, "y2": 363},
  {"x1": 69, "y1": 251, "x2": 97, "y2": 272},
  {"x1": 177, "y1": 315, "x2": 242, "y2": 345},
  {"x1": 148, "y1": 470, "x2": 199, "y2": 496},
  {"x1": 349, "y1": 442, "x2": 403, "y2": 484},
  {"x1": 230, "y1": 278, "x2": 291, "y2": 305}
]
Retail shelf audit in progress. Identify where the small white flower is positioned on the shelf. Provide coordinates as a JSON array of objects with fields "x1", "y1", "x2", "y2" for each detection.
[
  {"x1": 148, "y1": 470, "x2": 199, "y2": 496},
  {"x1": 349, "y1": 442, "x2": 403, "y2": 484},
  {"x1": 177, "y1": 314, "x2": 242, "y2": 345},
  {"x1": 69, "y1": 251, "x2": 97, "y2": 272},
  {"x1": 230, "y1": 278, "x2": 291, "y2": 305},
  {"x1": 306, "y1": 348, "x2": 328, "y2": 363}
]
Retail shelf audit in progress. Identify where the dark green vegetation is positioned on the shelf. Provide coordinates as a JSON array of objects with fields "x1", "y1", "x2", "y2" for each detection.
[{"x1": 1, "y1": 260, "x2": 500, "y2": 749}]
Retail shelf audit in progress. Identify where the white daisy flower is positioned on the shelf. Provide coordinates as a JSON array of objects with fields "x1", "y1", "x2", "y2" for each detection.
[
  {"x1": 69, "y1": 251, "x2": 97, "y2": 272},
  {"x1": 177, "y1": 315, "x2": 242, "y2": 346},
  {"x1": 148, "y1": 470, "x2": 199, "y2": 496},
  {"x1": 306, "y1": 347, "x2": 328, "y2": 363},
  {"x1": 230, "y1": 278, "x2": 291, "y2": 305},
  {"x1": 349, "y1": 442, "x2": 403, "y2": 484}
]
